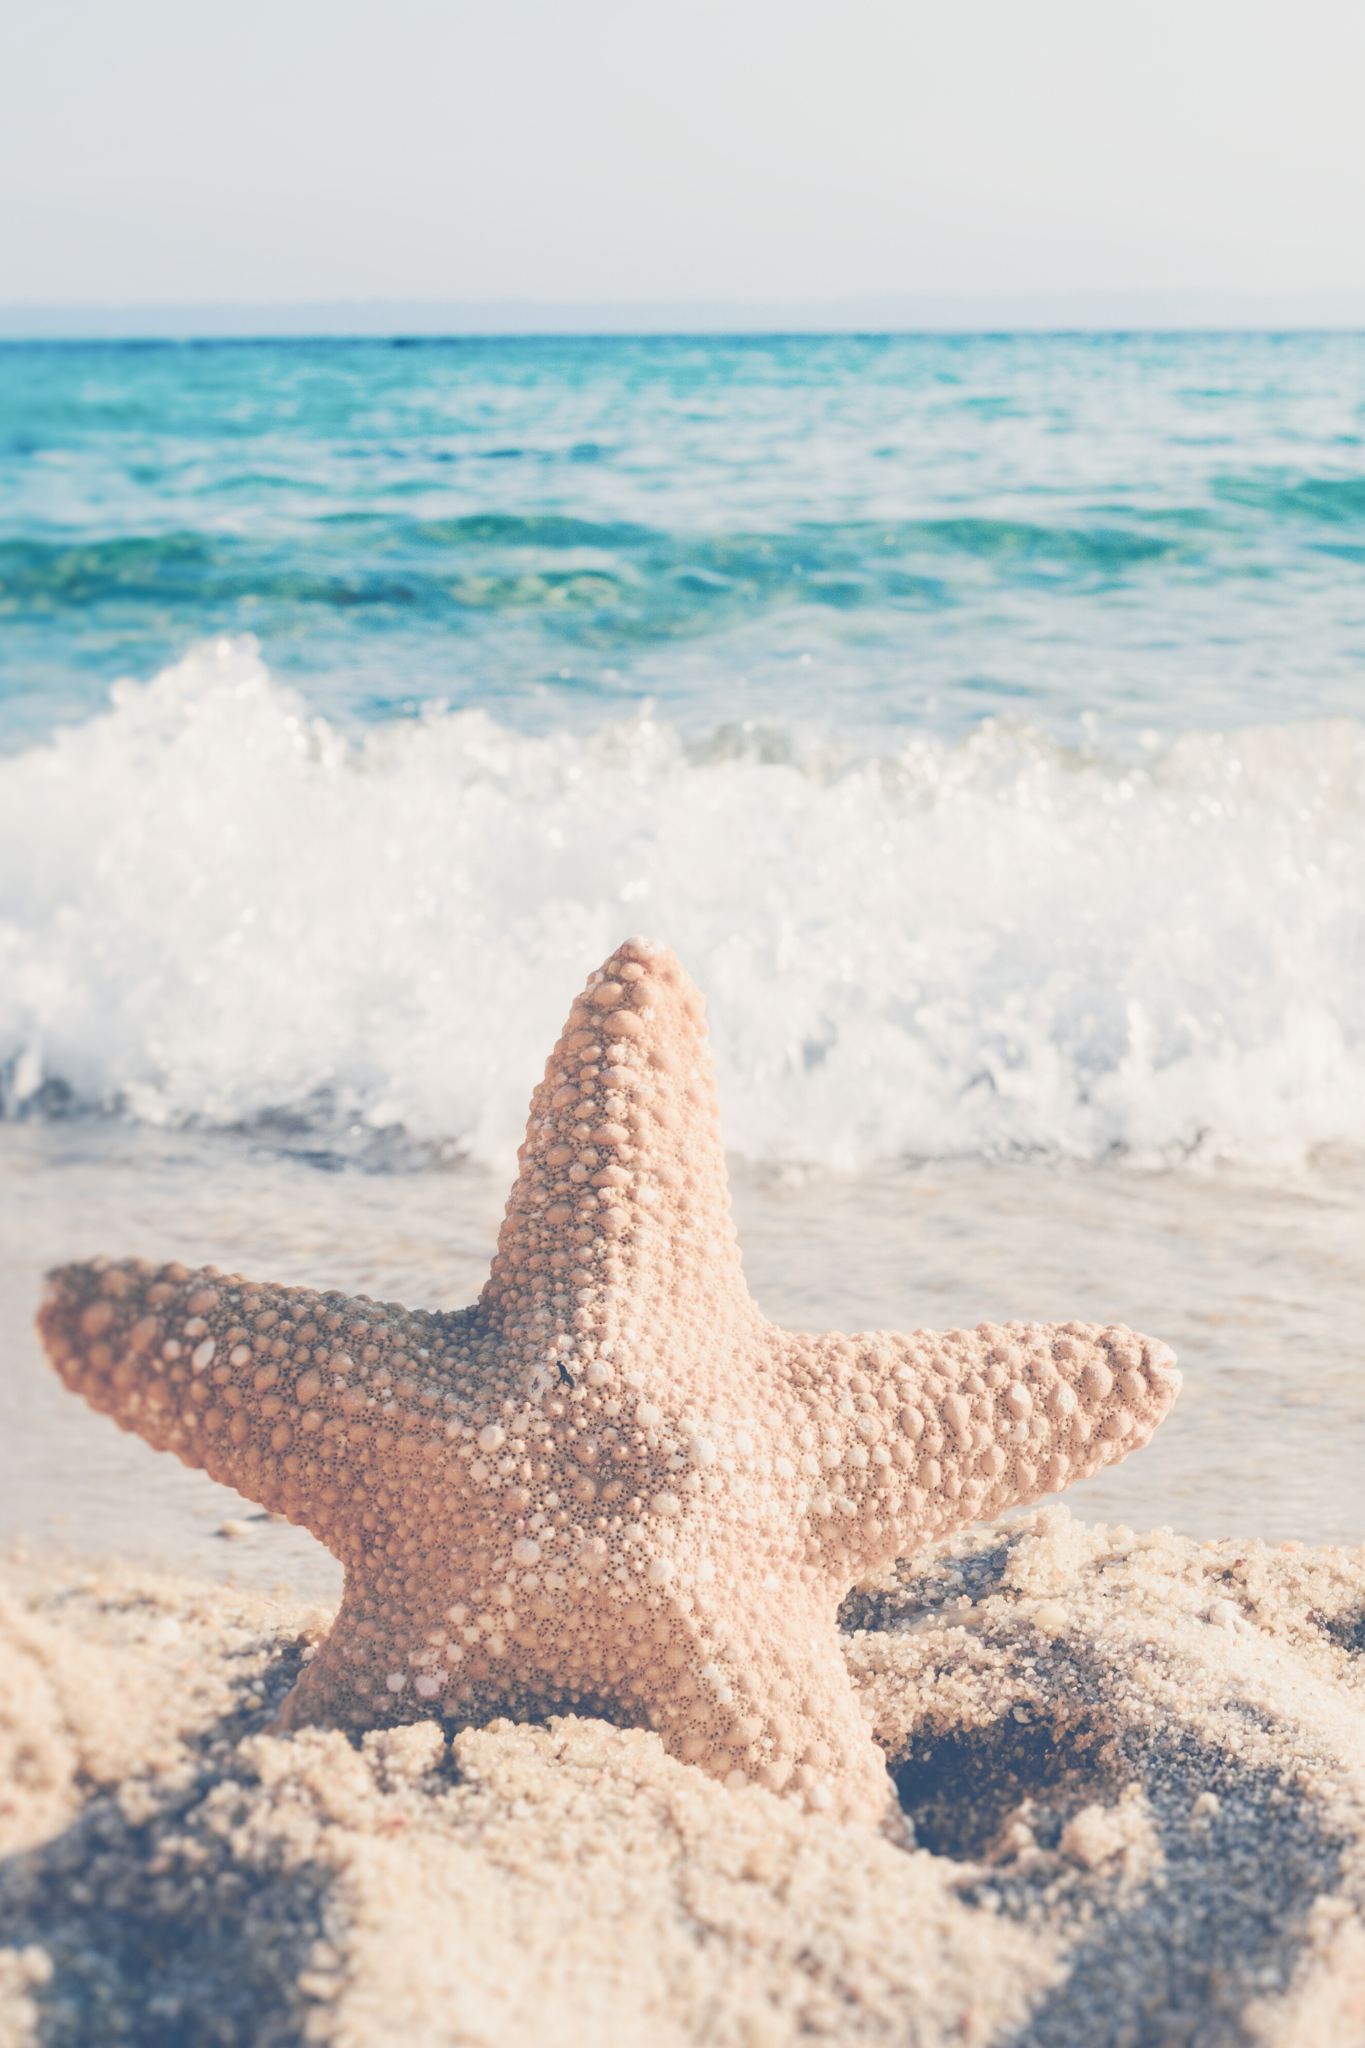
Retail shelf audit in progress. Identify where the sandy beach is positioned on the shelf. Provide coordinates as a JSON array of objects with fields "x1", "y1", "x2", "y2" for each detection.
[
  {"x1": 3, "y1": 1113, "x2": 1365, "y2": 2041},
  {"x1": 6, "y1": 1507, "x2": 1365, "y2": 2045}
]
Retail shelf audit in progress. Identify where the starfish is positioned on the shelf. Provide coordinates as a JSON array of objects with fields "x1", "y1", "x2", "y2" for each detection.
[{"x1": 36, "y1": 940, "x2": 1181, "y2": 1822}]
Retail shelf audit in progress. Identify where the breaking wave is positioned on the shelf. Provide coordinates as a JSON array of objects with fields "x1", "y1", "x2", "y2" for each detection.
[{"x1": 2, "y1": 636, "x2": 1363, "y2": 1173}]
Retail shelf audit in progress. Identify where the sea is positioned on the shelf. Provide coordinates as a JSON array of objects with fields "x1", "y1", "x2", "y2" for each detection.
[{"x1": 1, "y1": 331, "x2": 1363, "y2": 1592}]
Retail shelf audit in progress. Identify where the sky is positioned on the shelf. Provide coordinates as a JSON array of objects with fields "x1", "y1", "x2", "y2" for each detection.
[{"x1": 2, "y1": 0, "x2": 1364, "y2": 307}]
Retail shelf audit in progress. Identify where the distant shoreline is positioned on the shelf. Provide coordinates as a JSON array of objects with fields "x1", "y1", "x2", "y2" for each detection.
[{"x1": 4, "y1": 291, "x2": 1365, "y2": 341}]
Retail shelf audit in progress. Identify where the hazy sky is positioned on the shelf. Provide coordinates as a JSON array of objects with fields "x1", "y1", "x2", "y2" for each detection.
[{"x1": 3, "y1": 0, "x2": 1364, "y2": 305}]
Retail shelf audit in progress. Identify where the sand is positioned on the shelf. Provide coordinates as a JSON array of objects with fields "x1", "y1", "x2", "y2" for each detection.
[{"x1": 5, "y1": 1507, "x2": 1365, "y2": 2047}]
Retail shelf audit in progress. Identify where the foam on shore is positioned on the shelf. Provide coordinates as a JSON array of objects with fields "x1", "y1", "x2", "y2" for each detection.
[
  {"x1": 2, "y1": 638, "x2": 1364, "y2": 1174},
  {"x1": 6, "y1": 1507, "x2": 1365, "y2": 2045}
]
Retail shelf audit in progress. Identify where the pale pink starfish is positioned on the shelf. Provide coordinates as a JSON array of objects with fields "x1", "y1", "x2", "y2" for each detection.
[{"x1": 37, "y1": 940, "x2": 1180, "y2": 1820}]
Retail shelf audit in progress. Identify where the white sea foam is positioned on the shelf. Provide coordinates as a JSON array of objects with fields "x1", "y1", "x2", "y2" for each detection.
[{"x1": 1, "y1": 636, "x2": 1363, "y2": 1172}]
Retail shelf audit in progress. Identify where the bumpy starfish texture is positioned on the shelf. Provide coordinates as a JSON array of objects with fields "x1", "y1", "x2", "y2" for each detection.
[{"x1": 37, "y1": 940, "x2": 1181, "y2": 1821}]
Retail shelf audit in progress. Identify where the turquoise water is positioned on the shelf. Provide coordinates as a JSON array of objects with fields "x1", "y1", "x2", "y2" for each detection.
[
  {"x1": 3, "y1": 333, "x2": 1364, "y2": 751},
  {"x1": 1, "y1": 333, "x2": 1363, "y2": 1173}
]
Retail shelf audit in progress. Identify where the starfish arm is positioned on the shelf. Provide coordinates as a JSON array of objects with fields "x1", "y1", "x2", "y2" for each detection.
[
  {"x1": 777, "y1": 1319, "x2": 1181, "y2": 1576},
  {"x1": 647, "y1": 1581, "x2": 892, "y2": 1824},
  {"x1": 478, "y1": 937, "x2": 765, "y2": 1407},
  {"x1": 36, "y1": 1258, "x2": 470, "y2": 1557}
]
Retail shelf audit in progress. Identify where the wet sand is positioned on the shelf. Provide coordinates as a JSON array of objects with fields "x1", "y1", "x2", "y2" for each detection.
[{"x1": 6, "y1": 1507, "x2": 1365, "y2": 2046}]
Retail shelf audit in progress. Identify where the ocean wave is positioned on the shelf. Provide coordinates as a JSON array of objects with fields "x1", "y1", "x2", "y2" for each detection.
[
  {"x1": 1, "y1": 636, "x2": 1363, "y2": 1172},
  {"x1": 0, "y1": 509, "x2": 1186, "y2": 638}
]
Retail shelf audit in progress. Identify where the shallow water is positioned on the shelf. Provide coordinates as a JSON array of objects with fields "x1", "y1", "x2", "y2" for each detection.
[{"x1": 5, "y1": 333, "x2": 1365, "y2": 752}]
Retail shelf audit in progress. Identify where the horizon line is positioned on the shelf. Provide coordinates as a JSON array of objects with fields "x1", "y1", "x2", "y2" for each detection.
[{"x1": 4, "y1": 288, "x2": 1365, "y2": 341}]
